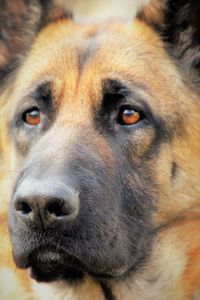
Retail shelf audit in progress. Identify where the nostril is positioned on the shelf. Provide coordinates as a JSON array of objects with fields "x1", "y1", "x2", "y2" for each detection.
[
  {"x1": 13, "y1": 181, "x2": 79, "y2": 228},
  {"x1": 15, "y1": 200, "x2": 32, "y2": 215},
  {"x1": 46, "y1": 200, "x2": 68, "y2": 218}
]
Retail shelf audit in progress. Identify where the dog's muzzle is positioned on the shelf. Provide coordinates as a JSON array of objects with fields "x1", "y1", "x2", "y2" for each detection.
[{"x1": 13, "y1": 178, "x2": 79, "y2": 230}]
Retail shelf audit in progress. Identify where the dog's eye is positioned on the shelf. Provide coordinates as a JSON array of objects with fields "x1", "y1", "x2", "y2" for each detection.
[
  {"x1": 118, "y1": 107, "x2": 141, "y2": 126},
  {"x1": 22, "y1": 107, "x2": 41, "y2": 126}
]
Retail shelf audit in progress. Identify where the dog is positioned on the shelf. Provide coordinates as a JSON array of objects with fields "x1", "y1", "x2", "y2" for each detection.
[{"x1": 0, "y1": 0, "x2": 200, "y2": 299}]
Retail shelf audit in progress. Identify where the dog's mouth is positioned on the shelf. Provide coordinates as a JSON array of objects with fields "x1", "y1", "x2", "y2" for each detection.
[
  {"x1": 29, "y1": 250, "x2": 68, "y2": 282},
  {"x1": 13, "y1": 245, "x2": 122, "y2": 282},
  {"x1": 13, "y1": 245, "x2": 86, "y2": 282}
]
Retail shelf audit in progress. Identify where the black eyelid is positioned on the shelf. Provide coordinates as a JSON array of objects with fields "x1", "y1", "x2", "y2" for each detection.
[
  {"x1": 119, "y1": 104, "x2": 141, "y2": 112},
  {"x1": 13, "y1": 105, "x2": 39, "y2": 128},
  {"x1": 123, "y1": 100, "x2": 154, "y2": 122},
  {"x1": 118, "y1": 104, "x2": 147, "y2": 121},
  {"x1": 24, "y1": 106, "x2": 39, "y2": 113},
  {"x1": 117, "y1": 106, "x2": 145, "y2": 125},
  {"x1": 22, "y1": 107, "x2": 40, "y2": 122}
]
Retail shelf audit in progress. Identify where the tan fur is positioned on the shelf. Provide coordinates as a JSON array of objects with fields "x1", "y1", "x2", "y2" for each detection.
[{"x1": 0, "y1": 1, "x2": 200, "y2": 299}]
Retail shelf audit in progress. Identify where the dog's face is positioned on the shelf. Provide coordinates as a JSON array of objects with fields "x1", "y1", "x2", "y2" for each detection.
[{"x1": 2, "y1": 0, "x2": 200, "y2": 285}]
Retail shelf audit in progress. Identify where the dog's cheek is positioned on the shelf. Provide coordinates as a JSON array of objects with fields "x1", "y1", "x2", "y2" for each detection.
[{"x1": 67, "y1": 145, "x2": 153, "y2": 271}]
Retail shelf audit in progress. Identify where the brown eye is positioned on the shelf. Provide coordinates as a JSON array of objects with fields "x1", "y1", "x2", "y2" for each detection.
[
  {"x1": 23, "y1": 108, "x2": 41, "y2": 126},
  {"x1": 118, "y1": 107, "x2": 141, "y2": 125}
]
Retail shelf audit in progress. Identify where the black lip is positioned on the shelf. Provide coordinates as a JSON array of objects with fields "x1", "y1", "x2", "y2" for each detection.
[
  {"x1": 13, "y1": 245, "x2": 121, "y2": 282},
  {"x1": 13, "y1": 243, "x2": 82, "y2": 269},
  {"x1": 13, "y1": 245, "x2": 87, "y2": 282},
  {"x1": 29, "y1": 255, "x2": 65, "y2": 282},
  {"x1": 30, "y1": 247, "x2": 85, "y2": 271},
  {"x1": 30, "y1": 263, "x2": 84, "y2": 282},
  {"x1": 29, "y1": 252, "x2": 85, "y2": 282}
]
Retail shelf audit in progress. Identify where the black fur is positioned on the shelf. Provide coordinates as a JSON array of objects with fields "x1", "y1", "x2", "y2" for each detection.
[
  {"x1": 163, "y1": 1, "x2": 200, "y2": 90},
  {"x1": 163, "y1": 0, "x2": 200, "y2": 44},
  {"x1": 138, "y1": 0, "x2": 200, "y2": 89},
  {"x1": 100, "y1": 282, "x2": 116, "y2": 300}
]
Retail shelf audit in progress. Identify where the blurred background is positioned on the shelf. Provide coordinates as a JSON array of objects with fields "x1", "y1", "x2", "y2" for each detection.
[{"x1": 65, "y1": 0, "x2": 142, "y2": 21}]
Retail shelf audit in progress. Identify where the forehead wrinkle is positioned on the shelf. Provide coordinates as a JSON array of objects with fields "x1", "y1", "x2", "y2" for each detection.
[{"x1": 77, "y1": 36, "x2": 99, "y2": 74}]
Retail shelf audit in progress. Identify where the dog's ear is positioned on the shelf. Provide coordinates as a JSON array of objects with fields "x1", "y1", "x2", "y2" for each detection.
[
  {"x1": 0, "y1": 0, "x2": 72, "y2": 84},
  {"x1": 137, "y1": 0, "x2": 200, "y2": 86}
]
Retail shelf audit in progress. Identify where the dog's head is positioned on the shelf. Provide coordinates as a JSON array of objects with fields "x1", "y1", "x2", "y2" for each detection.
[{"x1": 1, "y1": 0, "x2": 199, "y2": 283}]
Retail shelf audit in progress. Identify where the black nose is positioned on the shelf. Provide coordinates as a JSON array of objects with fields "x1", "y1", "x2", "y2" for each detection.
[{"x1": 13, "y1": 179, "x2": 79, "y2": 229}]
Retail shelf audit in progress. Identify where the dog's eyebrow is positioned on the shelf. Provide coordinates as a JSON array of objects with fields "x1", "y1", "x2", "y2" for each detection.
[
  {"x1": 102, "y1": 79, "x2": 130, "y2": 96},
  {"x1": 102, "y1": 78, "x2": 151, "y2": 111},
  {"x1": 102, "y1": 78, "x2": 149, "y2": 97},
  {"x1": 19, "y1": 81, "x2": 53, "y2": 104},
  {"x1": 18, "y1": 73, "x2": 55, "y2": 99},
  {"x1": 30, "y1": 82, "x2": 52, "y2": 101}
]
